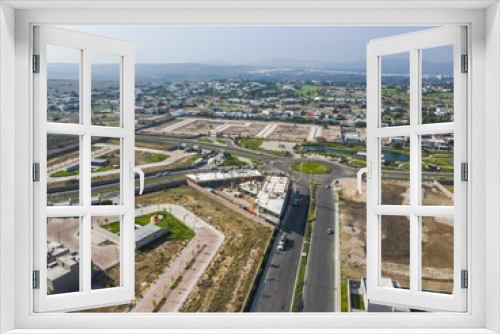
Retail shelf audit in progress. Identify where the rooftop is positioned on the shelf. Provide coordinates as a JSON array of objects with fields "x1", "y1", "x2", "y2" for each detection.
[
  {"x1": 255, "y1": 176, "x2": 289, "y2": 216},
  {"x1": 186, "y1": 170, "x2": 262, "y2": 183}
]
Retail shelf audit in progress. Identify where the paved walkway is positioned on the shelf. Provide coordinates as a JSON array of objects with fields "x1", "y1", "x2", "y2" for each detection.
[{"x1": 133, "y1": 204, "x2": 225, "y2": 313}]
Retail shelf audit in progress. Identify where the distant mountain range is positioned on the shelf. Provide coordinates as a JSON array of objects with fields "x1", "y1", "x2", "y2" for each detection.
[{"x1": 47, "y1": 59, "x2": 453, "y2": 83}]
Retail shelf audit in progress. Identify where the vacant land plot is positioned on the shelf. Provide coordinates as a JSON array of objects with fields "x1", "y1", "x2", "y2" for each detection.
[
  {"x1": 338, "y1": 178, "x2": 454, "y2": 294},
  {"x1": 321, "y1": 126, "x2": 342, "y2": 142},
  {"x1": 136, "y1": 186, "x2": 271, "y2": 312},
  {"x1": 170, "y1": 119, "x2": 214, "y2": 136},
  {"x1": 221, "y1": 123, "x2": 266, "y2": 137},
  {"x1": 267, "y1": 124, "x2": 311, "y2": 142},
  {"x1": 260, "y1": 141, "x2": 296, "y2": 152}
]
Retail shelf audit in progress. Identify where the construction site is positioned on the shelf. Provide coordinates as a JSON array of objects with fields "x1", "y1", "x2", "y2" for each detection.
[{"x1": 185, "y1": 170, "x2": 291, "y2": 226}]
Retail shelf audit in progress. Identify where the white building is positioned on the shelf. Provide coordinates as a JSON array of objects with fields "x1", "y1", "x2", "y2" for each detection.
[{"x1": 254, "y1": 176, "x2": 291, "y2": 225}]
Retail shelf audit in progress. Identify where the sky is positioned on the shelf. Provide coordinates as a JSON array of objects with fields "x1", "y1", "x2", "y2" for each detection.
[{"x1": 47, "y1": 26, "x2": 451, "y2": 65}]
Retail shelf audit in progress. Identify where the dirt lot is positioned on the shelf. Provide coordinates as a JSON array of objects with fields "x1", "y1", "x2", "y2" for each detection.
[
  {"x1": 321, "y1": 126, "x2": 342, "y2": 142},
  {"x1": 221, "y1": 123, "x2": 266, "y2": 137},
  {"x1": 338, "y1": 177, "x2": 454, "y2": 294},
  {"x1": 135, "y1": 186, "x2": 271, "y2": 312},
  {"x1": 267, "y1": 123, "x2": 311, "y2": 142},
  {"x1": 170, "y1": 119, "x2": 214, "y2": 136}
]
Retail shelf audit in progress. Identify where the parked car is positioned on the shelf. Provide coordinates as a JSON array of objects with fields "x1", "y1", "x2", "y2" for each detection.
[
  {"x1": 327, "y1": 228, "x2": 334, "y2": 234},
  {"x1": 325, "y1": 184, "x2": 331, "y2": 189},
  {"x1": 162, "y1": 172, "x2": 170, "y2": 176}
]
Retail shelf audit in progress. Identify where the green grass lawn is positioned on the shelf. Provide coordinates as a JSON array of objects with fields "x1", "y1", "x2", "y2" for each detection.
[
  {"x1": 51, "y1": 170, "x2": 79, "y2": 177},
  {"x1": 148, "y1": 154, "x2": 170, "y2": 163},
  {"x1": 298, "y1": 85, "x2": 324, "y2": 96},
  {"x1": 291, "y1": 162, "x2": 332, "y2": 174},
  {"x1": 216, "y1": 139, "x2": 226, "y2": 145},
  {"x1": 221, "y1": 156, "x2": 248, "y2": 167},
  {"x1": 239, "y1": 138, "x2": 264, "y2": 151},
  {"x1": 102, "y1": 210, "x2": 195, "y2": 240},
  {"x1": 197, "y1": 138, "x2": 213, "y2": 143}
]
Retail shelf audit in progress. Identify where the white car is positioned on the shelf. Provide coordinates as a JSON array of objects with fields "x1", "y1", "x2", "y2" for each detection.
[{"x1": 278, "y1": 234, "x2": 287, "y2": 250}]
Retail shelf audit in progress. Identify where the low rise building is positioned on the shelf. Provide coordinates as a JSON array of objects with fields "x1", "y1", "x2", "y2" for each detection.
[
  {"x1": 135, "y1": 224, "x2": 170, "y2": 249},
  {"x1": 185, "y1": 170, "x2": 263, "y2": 188},
  {"x1": 47, "y1": 242, "x2": 80, "y2": 295},
  {"x1": 254, "y1": 176, "x2": 291, "y2": 225}
]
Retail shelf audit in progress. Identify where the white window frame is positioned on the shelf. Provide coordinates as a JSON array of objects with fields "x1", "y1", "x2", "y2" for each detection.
[
  {"x1": 0, "y1": 2, "x2": 498, "y2": 334},
  {"x1": 365, "y1": 26, "x2": 467, "y2": 312},
  {"x1": 33, "y1": 26, "x2": 136, "y2": 312}
]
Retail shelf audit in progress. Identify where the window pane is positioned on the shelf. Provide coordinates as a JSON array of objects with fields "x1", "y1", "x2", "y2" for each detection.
[
  {"x1": 421, "y1": 45, "x2": 454, "y2": 124},
  {"x1": 91, "y1": 52, "x2": 121, "y2": 127},
  {"x1": 47, "y1": 217, "x2": 81, "y2": 295},
  {"x1": 47, "y1": 134, "x2": 80, "y2": 206},
  {"x1": 92, "y1": 215, "x2": 121, "y2": 290},
  {"x1": 421, "y1": 134, "x2": 454, "y2": 206},
  {"x1": 380, "y1": 52, "x2": 410, "y2": 128},
  {"x1": 421, "y1": 216, "x2": 453, "y2": 294},
  {"x1": 381, "y1": 215, "x2": 410, "y2": 289},
  {"x1": 91, "y1": 137, "x2": 121, "y2": 205},
  {"x1": 380, "y1": 137, "x2": 410, "y2": 205},
  {"x1": 47, "y1": 45, "x2": 80, "y2": 124}
]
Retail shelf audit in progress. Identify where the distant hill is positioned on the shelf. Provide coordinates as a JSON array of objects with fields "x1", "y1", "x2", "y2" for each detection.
[{"x1": 47, "y1": 60, "x2": 453, "y2": 82}]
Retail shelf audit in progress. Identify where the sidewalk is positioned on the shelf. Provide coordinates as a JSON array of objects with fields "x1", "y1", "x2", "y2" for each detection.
[{"x1": 133, "y1": 204, "x2": 225, "y2": 313}]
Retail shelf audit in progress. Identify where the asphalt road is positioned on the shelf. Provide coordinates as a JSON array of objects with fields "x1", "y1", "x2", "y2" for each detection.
[
  {"x1": 303, "y1": 182, "x2": 337, "y2": 312},
  {"x1": 251, "y1": 179, "x2": 309, "y2": 312},
  {"x1": 251, "y1": 159, "x2": 354, "y2": 312}
]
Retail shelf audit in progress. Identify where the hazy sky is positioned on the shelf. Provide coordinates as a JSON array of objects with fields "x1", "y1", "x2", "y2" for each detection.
[{"x1": 49, "y1": 26, "x2": 448, "y2": 64}]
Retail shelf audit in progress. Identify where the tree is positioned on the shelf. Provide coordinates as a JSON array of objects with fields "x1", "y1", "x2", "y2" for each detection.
[
  {"x1": 316, "y1": 136, "x2": 326, "y2": 145},
  {"x1": 392, "y1": 142, "x2": 402, "y2": 150}
]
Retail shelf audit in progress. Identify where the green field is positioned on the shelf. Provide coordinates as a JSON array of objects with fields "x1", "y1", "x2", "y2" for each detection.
[{"x1": 291, "y1": 162, "x2": 332, "y2": 174}]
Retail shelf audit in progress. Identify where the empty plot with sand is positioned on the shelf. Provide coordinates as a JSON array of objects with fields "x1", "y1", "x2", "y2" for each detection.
[{"x1": 267, "y1": 124, "x2": 311, "y2": 141}]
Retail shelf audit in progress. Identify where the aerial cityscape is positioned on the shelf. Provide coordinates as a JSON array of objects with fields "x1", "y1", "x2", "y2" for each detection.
[{"x1": 45, "y1": 26, "x2": 455, "y2": 313}]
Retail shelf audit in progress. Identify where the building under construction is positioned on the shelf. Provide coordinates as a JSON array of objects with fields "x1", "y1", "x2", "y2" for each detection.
[
  {"x1": 254, "y1": 175, "x2": 291, "y2": 225},
  {"x1": 185, "y1": 170, "x2": 263, "y2": 188}
]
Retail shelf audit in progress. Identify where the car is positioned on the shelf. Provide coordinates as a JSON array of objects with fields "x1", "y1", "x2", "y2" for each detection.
[
  {"x1": 155, "y1": 173, "x2": 162, "y2": 177},
  {"x1": 292, "y1": 199, "x2": 299, "y2": 207},
  {"x1": 325, "y1": 184, "x2": 331, "y2": 189},
  {"x1": 278, "y1": 233, "x2": 287, "y2": 250},
  {"x1": 162, "y1": 172, "x2": 170, "y2": 176},
  {"x1": 327, "y1": 228, "x2": 334, "y2": 234}
]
